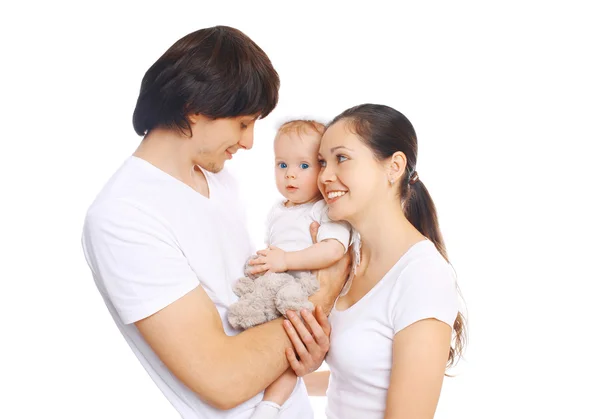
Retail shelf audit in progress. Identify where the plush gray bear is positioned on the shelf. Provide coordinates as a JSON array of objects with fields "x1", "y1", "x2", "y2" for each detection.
[{"x1": 227, "y1": 258, "x2": 320, "y2": 330}]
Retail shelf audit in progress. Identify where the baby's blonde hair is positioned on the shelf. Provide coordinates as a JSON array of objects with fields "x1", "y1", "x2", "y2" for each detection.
[{"x1": 276, "y1": 119, "x2": 326, "y2": 139}]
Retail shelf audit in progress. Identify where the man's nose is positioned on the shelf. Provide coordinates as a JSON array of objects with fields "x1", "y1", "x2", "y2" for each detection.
[{"x1": 239, "y1": 129, "x2": 254, "y2": 150}]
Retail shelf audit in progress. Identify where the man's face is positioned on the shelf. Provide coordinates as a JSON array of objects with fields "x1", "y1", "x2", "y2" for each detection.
[{"x1": 190, "y1": 114, "x2": 258, "y2": 173}]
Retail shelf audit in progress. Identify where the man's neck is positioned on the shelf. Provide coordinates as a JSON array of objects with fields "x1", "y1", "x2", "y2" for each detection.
[{"x1": 133, "y1": 128, "x2": 204, "y2": 193}]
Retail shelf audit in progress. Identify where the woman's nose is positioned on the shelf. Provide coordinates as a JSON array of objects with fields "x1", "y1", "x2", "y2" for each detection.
[{"x1": 319, "y1": 165, "x2": 335, "y2": 183}]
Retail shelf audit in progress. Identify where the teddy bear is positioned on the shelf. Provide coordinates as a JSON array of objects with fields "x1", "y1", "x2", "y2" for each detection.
[{"x1": 227, "y1": 257, "x2": 320, "y2": 330}]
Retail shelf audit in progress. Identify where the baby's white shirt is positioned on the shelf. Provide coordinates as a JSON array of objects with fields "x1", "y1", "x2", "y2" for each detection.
[{"x1": 265, "y1": 200, "x2": 352, "y2": 253}]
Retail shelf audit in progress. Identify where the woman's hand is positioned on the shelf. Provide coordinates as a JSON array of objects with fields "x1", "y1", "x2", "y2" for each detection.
[
  {"x1": 283, "y1": 306, "x2": 331, "y2": 376},
  {"x1": 307, "y1": 222, "x2": 351, "y2": 314}
]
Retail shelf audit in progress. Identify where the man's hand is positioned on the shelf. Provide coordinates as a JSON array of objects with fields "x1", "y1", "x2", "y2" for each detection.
[
  {"x1": 247, "y1": 245, "x2": 287, "y2": 275},
  {"x1": 307, "y1": 222, "x2": 351, "y2": 314}
]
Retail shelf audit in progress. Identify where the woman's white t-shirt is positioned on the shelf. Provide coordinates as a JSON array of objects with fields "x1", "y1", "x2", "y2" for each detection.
[{"x1": 325, "y1": 240, "x2": 459, "y2": 419}]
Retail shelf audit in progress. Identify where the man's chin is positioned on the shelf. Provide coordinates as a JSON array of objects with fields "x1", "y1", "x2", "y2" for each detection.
[{"x1": 201, "y1": 161, "x2": 225, "y2": 174}]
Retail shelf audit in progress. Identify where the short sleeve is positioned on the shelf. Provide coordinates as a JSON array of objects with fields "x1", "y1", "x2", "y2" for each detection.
[
  {"x1": 310, "y1": 200, "x2": 352, "y2": 252},
  {"x1": 82, "y1": 200, "x2": 199, "y2": 324},
  {"x1": 390, "y1": 258, "x2": 459, "y2": 334},
  {"x1": 264, "y1": 202, "x2": 279, "y2": 246}
]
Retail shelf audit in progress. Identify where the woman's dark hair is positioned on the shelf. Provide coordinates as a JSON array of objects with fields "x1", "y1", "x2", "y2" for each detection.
[
  {"x1": 132, "y1": 25, "x2": 280, "y2": 136},
  {"x1": 330, "y1": 103, "x2": 466, "y2": 368}
]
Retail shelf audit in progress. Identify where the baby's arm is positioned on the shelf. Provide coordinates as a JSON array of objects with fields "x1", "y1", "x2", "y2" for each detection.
[
  {"x1": 285, "y1": 239, "x2": 345, "y2": 271},
  {"x1": 248, "y1": 239, "x2": 345, "y2": 275}
]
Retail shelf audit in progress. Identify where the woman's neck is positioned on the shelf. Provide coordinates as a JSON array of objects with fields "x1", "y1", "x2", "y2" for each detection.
[{"x1": 351, "y1": 201, "x2": 424, "y2": 268}]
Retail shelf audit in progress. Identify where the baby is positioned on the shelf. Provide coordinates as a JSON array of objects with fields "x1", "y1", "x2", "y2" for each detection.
[
  {"x1": 228, "y1": 120, "x2": 352, "y2": 418},
  {"x1": 228, "y1": 120, "x2": 352, "y2": 329}
]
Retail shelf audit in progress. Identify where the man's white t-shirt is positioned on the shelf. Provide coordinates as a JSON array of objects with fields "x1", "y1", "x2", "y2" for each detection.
[
  {"x1": 81, "y1": 156, "x2": 312, "y2": 419},
  {"x1": 325, "y1": 240, "x2": 459, "y2": 419},
  {"x1": 265, "y1": 200, "x2": 352, "y2": 253}
]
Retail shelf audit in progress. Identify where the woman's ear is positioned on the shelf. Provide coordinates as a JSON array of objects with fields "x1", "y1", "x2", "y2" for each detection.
[{"x1": 388, "y1": 151, "x2": 408, "y2": 184}]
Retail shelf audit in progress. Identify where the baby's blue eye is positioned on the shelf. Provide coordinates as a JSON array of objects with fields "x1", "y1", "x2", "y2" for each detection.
[
  {"x1": 301, "y1": 163, "x2": 310, "y2": 169},
  {"x1": 279, "y1": 162, "x2": 287, "y2": 169}
]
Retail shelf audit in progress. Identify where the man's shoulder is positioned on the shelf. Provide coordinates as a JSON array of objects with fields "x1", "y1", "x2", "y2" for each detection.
[
  {"x1": 86, "y1": 156, "x2": 187, "y2": 221},
  {"x1": 83, "y1": 196, "x2": 152, "y2": 241},
  {"x1": 84, "y1": 159, "x2": 171, "y2": 233}
]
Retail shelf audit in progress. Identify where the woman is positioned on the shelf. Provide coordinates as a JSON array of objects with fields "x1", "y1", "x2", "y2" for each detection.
[{"x1": 283, "y1": 104, "x2": 466, "y2": 418}]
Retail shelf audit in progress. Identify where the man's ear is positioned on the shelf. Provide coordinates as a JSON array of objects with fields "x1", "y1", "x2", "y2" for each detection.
[{"x1": 187, "y1": 112, "x2": 199, "y2": 124}]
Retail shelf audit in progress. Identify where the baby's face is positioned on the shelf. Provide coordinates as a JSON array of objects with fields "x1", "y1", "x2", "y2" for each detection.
[{"x1": 274, "y1": 131, "x2": 322, "y2": 206}]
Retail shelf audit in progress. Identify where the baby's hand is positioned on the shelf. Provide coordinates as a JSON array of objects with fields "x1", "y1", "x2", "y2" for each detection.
[{"x1": 247, "y1": 245, "x2": 287, "y2": 275}]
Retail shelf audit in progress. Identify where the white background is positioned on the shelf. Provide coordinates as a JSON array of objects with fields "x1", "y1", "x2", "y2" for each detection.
[{"x1": 2, "y1": 1, "x2": 599, "y2": 418}]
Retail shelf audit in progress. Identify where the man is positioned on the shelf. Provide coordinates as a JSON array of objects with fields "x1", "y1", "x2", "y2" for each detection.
[{"x1": 82, "y1": 26, "x2": 349, "y2": 418}]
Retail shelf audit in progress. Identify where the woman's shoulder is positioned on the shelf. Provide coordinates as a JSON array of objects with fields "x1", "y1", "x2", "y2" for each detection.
[
  {"x1": 385, "y1": 240, "x2": 459, "y2": 331},
  {"x1": 392, "y1": 241, "x2": 455, "y2": 288}
]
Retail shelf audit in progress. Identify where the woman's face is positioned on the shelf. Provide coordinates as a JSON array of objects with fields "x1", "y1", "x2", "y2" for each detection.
[{"x1": 318, "y1": 121, "x2": 389, "y2": 222}]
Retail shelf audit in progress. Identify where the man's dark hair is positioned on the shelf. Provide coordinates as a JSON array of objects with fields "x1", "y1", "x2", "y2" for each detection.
[{"x1": 133, "y1": 26, "x2": 280, "y2": 136}]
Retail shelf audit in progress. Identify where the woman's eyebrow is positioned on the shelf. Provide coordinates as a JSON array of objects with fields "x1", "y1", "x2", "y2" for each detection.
[{"x1": 329, "y1": 146, "x2": 353, "y2": 153}]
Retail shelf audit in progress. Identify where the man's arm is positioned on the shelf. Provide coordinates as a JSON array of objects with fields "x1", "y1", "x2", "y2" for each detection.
[
  {"x1": 135, "y1": 251, "x2": 350, "y2": 410},
  {"x1": 135, "y1": 285, "x2": 289, "y2": 410}
]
